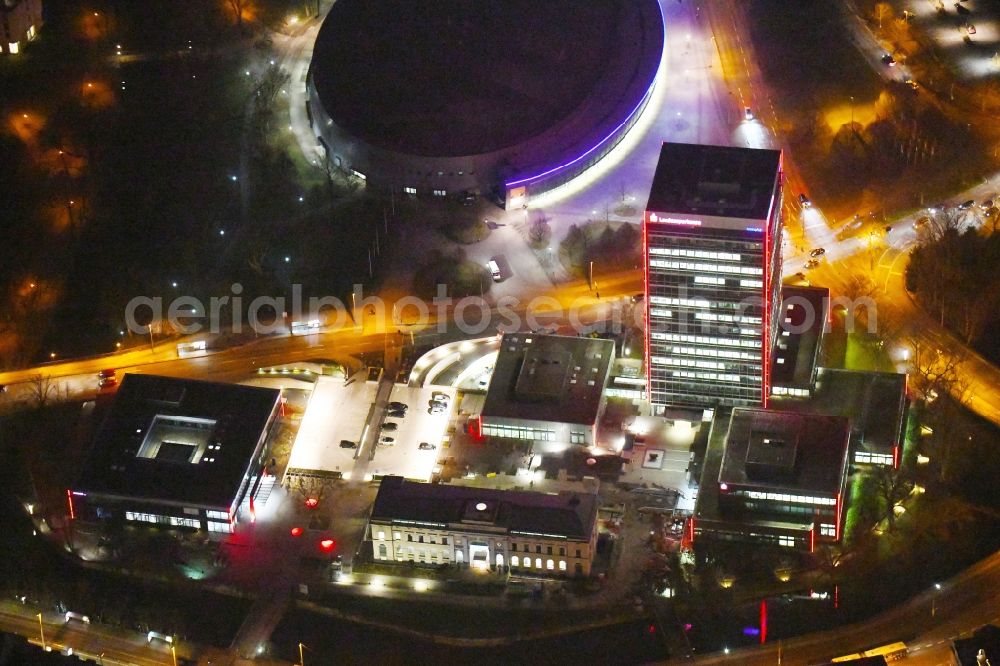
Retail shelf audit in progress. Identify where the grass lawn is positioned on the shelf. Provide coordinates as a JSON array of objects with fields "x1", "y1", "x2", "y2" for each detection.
[{"x1": 844, "y1": 332, "x2": 895, "y2": 372}]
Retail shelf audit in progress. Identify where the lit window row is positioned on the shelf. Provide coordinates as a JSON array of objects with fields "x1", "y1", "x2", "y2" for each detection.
[
  {"x1": 694, "y1": 276, "x2": 725, "y2": 285},
  {"x1": 740, "y1": 279, "x2": 763, "y2": 288},
  {"x1": 649, "y1": 248, "x2": 743, "y2": 261},
  {"x1": 694, "y1": 313, "x2": 762, "y2": 325},
  {"x1": 652, "y1": 356, "x2": 730, "y2": 371},
  {"x1": 669, "y1": 370, "x2": 742, "y2": 383},
  {"x1": 481, "y1": 425, "x2": 556, "y2": 441},
  {"x1": 650, "y1": 259, "x2": 762, "y2": 276},
  {"x1": 605, "y1": 388, "x2": 645, "y2": 399},
  {"x1": 652, "y1": 332, "x2": 762, "y2": 349},
  {"x1": 651, "y1": 296, "x2": 708, "y2": 308},
  {"x1": 820, "y1": 524, "x2": 836, "y2": 537},
  {"x1": 745, "y1": 491, "x2": 836, "y2": 505},
  {"x1": 125, "y1": 512, "x2": 200, "y2": 529},
  {"x1": 207, "y1": 510, "x2": 228, "y2": 520},
  {"x1": 649, "y1": 308, "x2": 673, "y2": 318},
  {"x1": 666, "y1": 346, "x2": 760, "y2": 361},
  {"x1": 854, "y1": 452, "x2": 894, "y2": 465},
  {"x1": 208, "y1": 521, "x2": 232, "y2": 534},
  {"x1": 772, "y1": 386, "x2": 811, "y2": 397},
  {"x1": 508, "y1": 556, "x2": 567, "y2": 571}
]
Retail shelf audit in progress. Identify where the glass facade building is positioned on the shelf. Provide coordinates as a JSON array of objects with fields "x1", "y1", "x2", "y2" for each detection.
[{"x1": 643, "y1": 143, "x2": 784, "y2": 410}]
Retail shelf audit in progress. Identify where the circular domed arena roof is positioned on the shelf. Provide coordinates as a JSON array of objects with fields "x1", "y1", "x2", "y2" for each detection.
[
  {"x1": 308, "y1": 0, "x2": 664, "y2": 199},
  {"x1": 312, "y1": 0, "x2": 633, "y2": 158}
]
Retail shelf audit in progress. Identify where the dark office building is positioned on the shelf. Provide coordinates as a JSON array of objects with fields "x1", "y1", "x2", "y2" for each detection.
[{"x1": 70, "y1": 375, "x2": 281, "y2": 535}]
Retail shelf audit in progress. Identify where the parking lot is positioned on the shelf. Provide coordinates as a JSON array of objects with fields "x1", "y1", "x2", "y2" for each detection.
[
  {"x1": 367, "y1": 385, "x2": 457, "y2": 481},
  {"x1": 284, "y1": 374, "x2": 378, "y2": 481}
]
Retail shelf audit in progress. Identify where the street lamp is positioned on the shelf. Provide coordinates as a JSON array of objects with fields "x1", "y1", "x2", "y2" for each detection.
[
  {"x1": 37, "y1": 613, "x2": 45, "y2": 651},
  {"x1": 299, "y1": 642, "x2": 307, "y2": 666},
  {"x1": 932, "y1": 582, "x2": 942, "y2": 617},
  {"x1": 170, "y1": 644, "x2": 178, "y2": 666}
]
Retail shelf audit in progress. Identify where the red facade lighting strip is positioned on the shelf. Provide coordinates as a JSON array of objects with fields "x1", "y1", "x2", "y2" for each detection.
[
  {"x1": 643, "y1": 211, "x2": 652, "y2": 403},
  {"x1": 66, "y1": 489, "x2": 75, "y2": 520}
]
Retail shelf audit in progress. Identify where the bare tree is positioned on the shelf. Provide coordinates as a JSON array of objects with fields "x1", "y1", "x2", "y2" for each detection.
[
  {"x1": 872, "y1": 464, "x2": 913, "y2": 531},
  {"x1": 528, "y1": 217, "x2": 551, "y2": 248},
  {"x1": 26, "y1": 374, "x2": 57, "y2": 409}
]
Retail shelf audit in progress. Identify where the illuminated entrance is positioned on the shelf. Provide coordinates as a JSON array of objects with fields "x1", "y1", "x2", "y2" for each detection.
[{"x1": 469, "y1": 542, "x2": 490, "y2": 570}]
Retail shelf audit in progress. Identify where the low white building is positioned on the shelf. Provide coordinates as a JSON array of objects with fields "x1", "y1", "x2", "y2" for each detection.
[
  {"x1": 367, "y1": 476, "x2": 598, "y2": 577},
  {"x1": 478, "y1": 333, "x2": 615, "y2": 448}
]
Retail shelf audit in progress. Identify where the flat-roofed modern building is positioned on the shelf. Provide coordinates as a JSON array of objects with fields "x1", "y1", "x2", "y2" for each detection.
[
  {"x1": 478, "y1": 333, "x2": 615, "y2": 447},
  {"x1": 1, "y1": 0, "x2": 42, "y2": 55},
  {"x1": 71, "y1": 375, "x2": 281, "y2": 535},
  {"x1": 367, "y1": 476, "x2": 598, "y2": 576},
  {"x1": 770, "y1": 285, "x2": 829, "y2": 399},
  {"x1": 693, "y1": 408, "x2": 850, "y2": 552},
  {"x1": 773, "y1": 368, "x2": 909, "y2": 468},
  {"x1": 643, "y1": 142, "x2": 783, "y2": 411}
]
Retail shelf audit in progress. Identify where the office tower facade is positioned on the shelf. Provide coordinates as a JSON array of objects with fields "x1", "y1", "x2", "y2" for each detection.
[{"x1": 643, "y1": 142, "x2": 783, "y2": 410}]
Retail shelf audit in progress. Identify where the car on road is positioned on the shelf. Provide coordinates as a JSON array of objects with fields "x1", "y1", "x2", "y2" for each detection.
[
  {"x1": 387, "y1": 401, "x2": 408, "y2": 411},
  {"x1": 418, "y1": 442, "x2": 436, "y2": 450},
  {"x1": 631, "y1": 293, "x2": 645, "y2": 303},
  {"x1": 964, "y1": 22, "x2": 976, "y2": 34},
  {"x1": 914, "y1": 217, "x2": 929, "y2": 230},
  {"x1": 339, "y1": 440, "x2": 357, "y2": 449},
  {"x1": 881, "y1": 53, "x2": 896, "y2": 67},
  {"x1": 809, "y1": 247, "x2": 826, "y2": 257},
  {"x1": 380, "y1": 422, "x2": 398, "y2": 431},
  {"x1": 379, "y1": 436, "x2": 395, "y2": 444},
  {"x1": 981, "y1": 199, "x2": 993, "y2": 210},
  {"x1": 431, "y1": 391, "x2": 450, "y2": 403},
  {"x1": 98, "y1": 368, "x2": 117, "y2": 388},
  {"x1": 487, "y1": 254, "x2": 512, "y2": 282},
  {"x1": 387, "y1": 409, "x2": 406, "y2": 419},
  {"x1": 958, "y1": 199, "x2": 976, "y2": 210},
  {"x1": 743, "y1": 107, "x2": 754, "y2": 121},
  {"x1": 805, "y1": 259, "x2": 820, "y2": 269},
  {"x1": 905, "y1": 79, "x2": 920, "y2": 91},
  {"x1": 798, "y1": 194, "x2": 811, "y2": 207}
]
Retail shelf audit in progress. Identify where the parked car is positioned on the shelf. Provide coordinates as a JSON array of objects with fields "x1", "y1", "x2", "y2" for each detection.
[
  {"x1": 980, "y1": 199, "x2": 993, "y2": 210},
  {"x1": 387, "y1": 409, "x2": 406, "y2": 419},
  {"x1": 431, "y1": 391, "x2": 450, "y2": 403},
  {"x1": 379, "y1": 436, "x2": 395, "y2": 444},
  {"x1": 428, "y1": 405, "x2": 447, "y2": 415},
  {"x1": 339, "y1": 440, "x2": 357, "y2": 449},
  {"x1": 805, "y1": 259, "x2": 820, "y2": 269},
  {"x1": 881, "y1": 53, "x2": 896, "y2": 67},
  {"x1": 631, "y1": 293, "x2": 645, "y2": 303},
  {"x1": 798, "y1": 193, "x2": 811, "y2": 207},
  {"x1": 809, "y1": 247, "x2": 826, "y2": 257},
  {"x1": 958, "y1": 199, "x2": 976, "y2": 210},
  {"x1": 744, "y1": 107, "x2": 754, "y2": 120},
  {"x1": 387, "y1": 401, "x2": 408, "y2": 411},
  {"x1": 381, "y1": 422, "x2": 398, "y2": 431},
  {"x1": 418, "y1": 442, "x2": 436, "y2": 450}
]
